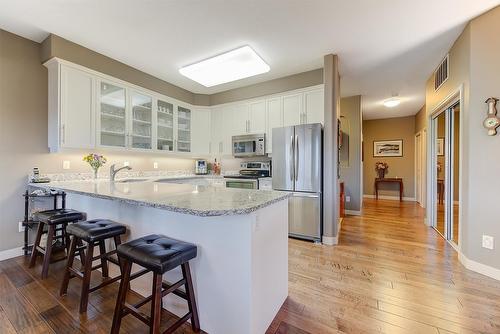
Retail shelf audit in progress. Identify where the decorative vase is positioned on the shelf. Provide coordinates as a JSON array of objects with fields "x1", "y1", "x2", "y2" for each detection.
[
  {"x1": 378, "y1": 169, "x2": 385, "y2": 179},
  {"x1": 93, "y1": 168, "x2": 98, "y2": 180}
]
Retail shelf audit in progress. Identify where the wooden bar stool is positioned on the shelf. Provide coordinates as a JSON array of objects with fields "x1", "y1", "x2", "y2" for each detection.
[
  {"x1": 29, "y1": 208, "x2": 86, "y2": 279},
  {"x1": 111, "y1": 234, "x2": 200, "y2": 334},
  {"x1": 60, "y1": 219, "x2": 127, "y2": 313}
]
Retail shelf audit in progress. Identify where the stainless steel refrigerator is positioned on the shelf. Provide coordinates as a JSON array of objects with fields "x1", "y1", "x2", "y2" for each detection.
[{"x1": 272, "y1": 123, "x2": 322, "y2": 241}]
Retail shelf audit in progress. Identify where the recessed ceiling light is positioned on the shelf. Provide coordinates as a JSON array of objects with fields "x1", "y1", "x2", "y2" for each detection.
[
  {"x1": 383, "y1": 97, "x2": 401, "y2": 108},
  {"x1": 179, "y1": 46, "x2": 270, "y2": 87}
]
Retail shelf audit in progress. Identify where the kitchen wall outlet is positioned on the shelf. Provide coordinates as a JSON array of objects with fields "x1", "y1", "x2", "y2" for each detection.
[
  {"x1": 123, "y1": 161, "x2": 129, "y2": 167},
  {"x1": 18, "y1": 221, "x2": 25, "y2": 233},
  {"x1": 482, "y1": 235, "x2": 494, "y2": 250},
  {"x1": 153, "y1": 162, "x2": 158, "y2": 169},
  {"x1": 63, "y1": 160, "x2": 71, "y2": 170},
  {"x1": 346, "y1": 196, "x2": 351, "y2": 203}
]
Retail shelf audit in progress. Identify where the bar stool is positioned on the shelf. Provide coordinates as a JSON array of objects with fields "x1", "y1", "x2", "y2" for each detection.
[
  {"x1": 111, "y1": 234, "x2": 200, "y2": 334},
  {"x1": 29, "y1": 208, "x2": 86, "y2": 278},
  {"x1": 60, "y1": 219, "x2": 127, "y2": 313}
]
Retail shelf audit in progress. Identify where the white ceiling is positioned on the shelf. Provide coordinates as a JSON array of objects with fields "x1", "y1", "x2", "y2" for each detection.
[{"x1": 1, "y1": 0, "x2": 499, "y2": 119}]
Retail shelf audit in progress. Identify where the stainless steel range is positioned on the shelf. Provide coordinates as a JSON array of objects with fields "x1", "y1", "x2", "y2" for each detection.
[{"x1": 223, "y1": 161, "x2": 271, "y2": 190}]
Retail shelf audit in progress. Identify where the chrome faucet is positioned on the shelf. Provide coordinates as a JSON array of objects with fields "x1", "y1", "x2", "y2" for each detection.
[{"x1": 110, "y1": 163, "x2": 132, "y2": 182}]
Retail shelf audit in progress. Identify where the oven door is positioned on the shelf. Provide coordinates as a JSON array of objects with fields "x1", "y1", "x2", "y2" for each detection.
[{"x1": 225, "y1": 178, "x2": 258, "y2": 189}]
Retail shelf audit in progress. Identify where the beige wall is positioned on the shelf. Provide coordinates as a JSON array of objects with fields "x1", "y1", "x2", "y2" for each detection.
[
  {"x1": 363, "y1": 116, "x2": 415, "y2": 198},
  {"x1": 340, "y1": 96, "x2": 362, "y2": 212},
  {"x1": 0, "y1": 30, "x2": 196, "y2": 252},
  {"x1": 414, "y1": 105, "x2": 426, "y2": 133}
]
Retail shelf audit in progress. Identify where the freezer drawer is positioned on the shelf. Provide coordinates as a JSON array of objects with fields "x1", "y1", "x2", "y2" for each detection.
[{"x1": 288, "y1": 192, "x2": 321, "y2": 241}]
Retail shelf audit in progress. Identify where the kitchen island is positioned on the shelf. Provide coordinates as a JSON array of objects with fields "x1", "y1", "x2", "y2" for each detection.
[{"x1": 31, "y1": 179, "x2": 290, "y2": 334}]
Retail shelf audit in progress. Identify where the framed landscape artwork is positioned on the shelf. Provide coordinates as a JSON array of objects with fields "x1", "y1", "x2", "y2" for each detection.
[{"x1": 373, "y1": 140, "x2": 403, "y2": 157}]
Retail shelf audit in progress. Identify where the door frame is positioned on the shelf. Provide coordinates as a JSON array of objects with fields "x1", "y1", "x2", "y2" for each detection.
[
  {"x1": 426, "y1": 84, "x2": 464, "y2": 251},
  {"x1": 414, "y1": 130, "x2": 427, "y2": 208}
]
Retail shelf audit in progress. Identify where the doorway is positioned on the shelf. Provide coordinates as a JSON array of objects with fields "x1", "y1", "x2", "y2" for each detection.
[{"x1": 430, "y1": 101, "x2": 460, "y2": 247}]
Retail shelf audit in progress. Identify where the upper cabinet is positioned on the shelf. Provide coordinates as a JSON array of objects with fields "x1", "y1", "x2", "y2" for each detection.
[
  {"x1": 191, "y1": 108, "x2": 211, "y2": 155},
  {"x1": 130, "y1": 91, "x2": 153, "y2": 150},
  {"x1": 248, "y1": 100, "x2": 266, "y2": 134},
  {"x1": 47, "y1": 60, "x2": 95, "y2": 152},
  {"x1": 156, "y1": 99, "x2": 174, "y2": 152},
  {"x1": 176, "y1": 106, "x2": 191, "y2": 153},
  {"x1": 266, "y1": 97, "x2": 283, "y2": 154},
  {"x1": 98, "y1": 81, "x2": 127, "y2": 148},
  {"x1": 283, "y1": 93, "x2": 303, "y2": 127},
  {"x1": 304, "y1": 89, "x2": 324, "y2": 125}
]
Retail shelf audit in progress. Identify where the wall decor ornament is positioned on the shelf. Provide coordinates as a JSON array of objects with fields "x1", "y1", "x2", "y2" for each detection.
[{"x1": 483, "y1": 97, "x2": 500, "y2": 136}]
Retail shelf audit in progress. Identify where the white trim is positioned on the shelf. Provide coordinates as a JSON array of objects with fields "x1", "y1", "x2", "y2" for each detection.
[
  {"x1": 0, "y1": 247, "x2": 24, "y2": 262},
  {"x1": 363, "y1": 194, "x2": 416, "y2": 202},
  {"x1": 459, "y1": 252, "x2": 500, "y2": 281},
  {"x1": 322, "y1": 217, "x2": 343, "y2": 246},
  {"x1": 345, "y1": 210, "x2": 361, "y2": 216}
]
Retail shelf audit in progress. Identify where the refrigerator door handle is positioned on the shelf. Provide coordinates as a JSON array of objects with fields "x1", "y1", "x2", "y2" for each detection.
[
  {"x1": 290, "y1": 135, "x2": 294, "y2": 181},
  {"x1": 295, "y1": 134, "x2": 299, "y2": 181}
]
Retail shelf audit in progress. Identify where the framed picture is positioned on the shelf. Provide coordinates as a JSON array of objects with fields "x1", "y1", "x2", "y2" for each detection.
[
  {"x1": 373, "y1": 140, "x2": 403, "y2": 157},
  {"x1": 437, "y1": 138, "x2": 444, "y2": 156}
]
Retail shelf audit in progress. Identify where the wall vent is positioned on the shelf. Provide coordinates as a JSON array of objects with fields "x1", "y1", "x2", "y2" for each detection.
[{"x1": 434, "y1": 54, "x2": 449, "y2": 91}]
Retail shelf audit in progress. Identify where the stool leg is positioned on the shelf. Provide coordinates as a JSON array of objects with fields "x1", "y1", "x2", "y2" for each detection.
[
  {"x1": 98, "y1": 240, "x2": 109, "y2": 278},
  {"x1": 182, "y1": 262, "x2": 200, "y2": 332},
  {"x1": 60, "y1": 235, "x2": 78, "y2": 296},
  {"x1": 111, "y1": 259, "x2": 132, "y2": 334},
  {"x1": 77, "y1": 239, "x2": 86, "y2": 269},
  {"x1": 29, "y1": 222, "x2": 44, "y2": 268},
  {"x1": 62, "y1": 223, "x2": 70, "y2": 253},
  {"x1": 41, "y1": 224, "x2": 56, "y2": 279},
  {"x1": 79, "y1": 242, "x2": 94, "y2": 313},
  {"x1": 150, "y1": 273, "x2": 163, "y2": 334}
]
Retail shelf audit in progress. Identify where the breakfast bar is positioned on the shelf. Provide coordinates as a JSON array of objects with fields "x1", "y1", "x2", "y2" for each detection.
[{"x1": 31, "y1": 180, "x2": 290, "y2": 334}]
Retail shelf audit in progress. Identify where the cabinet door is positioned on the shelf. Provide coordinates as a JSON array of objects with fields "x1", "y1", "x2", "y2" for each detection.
[
  {"x1": 283, "y1": 93, "x2": 302, "y2": 127},
  {"x1": 99, "y1": 81, "x2": 127, "y2": 148},
  {"x1": 231, "y1": 103, "x2": 249, "y2": 135},
  {"x1": 176, "y1": 106, "x2": 191, "y2": 152},
  {"x1": 222, "y1": 106, "x2": 234, "y2": 155},
  {"x1": 130, "y1": 91, "x2": 153, "y2": 150},
  {"x1": 210, "y1": 107, "x2": 223, "y2": 154},
  {"x1": 266, "y1": 97, "x2": 283, "y2": 154},
  {"x1": 60, "y1": 66, "x2": 95, "y2": 149},
  {"x1": 249, "y1": 100, "x2": 266, "y2": 134},
  {"x1": 304, "y1": 88, "x2": 324, "y2": 124},
  {"x1": 191, "y1": 108, "x2": 211, "y2": 155},
  {"x1": 157, "y1": 99, "x2": 174, "y2": 152}
]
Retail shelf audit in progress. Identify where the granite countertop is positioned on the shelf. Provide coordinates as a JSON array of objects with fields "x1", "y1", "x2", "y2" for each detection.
[{"x1": 30, "y1": 179, "x2": 290, "y2": 217}]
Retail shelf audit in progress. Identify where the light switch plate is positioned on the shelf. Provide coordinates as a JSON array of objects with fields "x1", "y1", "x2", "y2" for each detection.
[
  {"x1": 63, "y1": 160, "x2": 71, "y2": 170},
  {"x1": 346, "y1": 196, "x2": 351, "y2": 203},
  {"x1": 19, "y1": 221, "x2": 25, "y2": 233},
  {"x1": 153, "y1": 162, "x2": 158, "y2": 169},
  {"x1": 123, "y1": 161, "x2": 129, "y2": 167},
  {"x1": 482, "y1": 235, "x2": 494, "y2": 250}
]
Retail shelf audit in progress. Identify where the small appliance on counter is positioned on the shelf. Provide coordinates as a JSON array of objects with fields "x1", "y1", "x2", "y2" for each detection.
[
  {"x1": 195, "y1": 159, "x2": 208, "y2": 175},
  {"x1": 30, "y1": 167, "x2": 51, "y2": 183},
  {"x1": 223, "y1": 161, "x2": 271, "y2": 190}
]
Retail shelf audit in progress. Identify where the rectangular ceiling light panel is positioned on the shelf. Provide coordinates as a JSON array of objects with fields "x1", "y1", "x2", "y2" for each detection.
[{"x1": 179, "y1": 46, "x2": 270, "y2": 87}]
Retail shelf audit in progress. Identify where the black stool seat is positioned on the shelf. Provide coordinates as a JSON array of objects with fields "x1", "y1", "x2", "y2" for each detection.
[
  {"x1": 118, "y1": 234, "x2": 197, "y2": 274},
  {"x1": 67, "y1": 219, "x2": 126, "y2": 243},
  {"x1": 34, "y1": 209, "x2": 86, "y2": 225}
]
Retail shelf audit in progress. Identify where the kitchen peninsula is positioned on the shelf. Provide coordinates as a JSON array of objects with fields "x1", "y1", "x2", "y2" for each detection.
[{"x1": 31, "y1": 179, "x2": 290, "y2": 334}]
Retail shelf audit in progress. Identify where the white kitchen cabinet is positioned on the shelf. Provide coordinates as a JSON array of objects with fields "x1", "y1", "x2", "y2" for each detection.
[
  {"x1": 248, "y1": 100, "x2": 266, "y2": 134},
  {"x1": 97, "y1": 80, "x2": 128, "y2": 148},
  {"x1": 266, "y1": 97, "x2": 283, "y2": 153},
  {"x1": 230, "y1": 103, "x2": 249, "y2": 136},
  {"x1": 283, "y1": 93, "x2": 303, "y2": 127},
  {"x1": 156, "y1": 99, "x2": 174, "y2": 152},
  {"x1": 210, "y1": 106, "x2": 232, "y2": 155},
  {"x1": 304, "y1": 88, "x2": 324, "y2": 124},
  {"x1": 176, "y1": 105, "x2": 192, "y2": 152},
  {"x1": 46, "y1": 60, "x2": 95, "y2": 152},
  {"x1": 191, "y1": 108, "x2": 211, "y2": 155},
  {"x1": 130, "y1": 90, "x2": 153, "y2": 150}
]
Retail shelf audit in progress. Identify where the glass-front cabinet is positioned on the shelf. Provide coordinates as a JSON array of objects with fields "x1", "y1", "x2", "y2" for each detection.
[
  {"x1": 177, "y1": 106, "x2": 191, "y2": 152},
  {"x1": 157, "y1": 99, "x2": 174, "y2": 152},
  {"x1": 99, "y1": 82, "x2": 127, "y2": 147},
  {"x1": 131, "y1": 91, "x2": 152, "y2": 149},
  {"x1": 97, "y1": 79, "x2": 191, "y2": 153}
]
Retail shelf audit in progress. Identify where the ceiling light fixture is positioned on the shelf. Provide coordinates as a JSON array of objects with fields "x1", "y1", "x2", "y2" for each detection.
[
  {"x1": 179, "y1": 46, "x2": 270, "y2": 87},
  {"x1": 383, "y1": 96, "x2": 401, "y2": 108}
]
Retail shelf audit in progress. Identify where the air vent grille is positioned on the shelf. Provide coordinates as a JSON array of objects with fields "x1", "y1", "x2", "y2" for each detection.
[{"x1": 434, "y1": 55, "x2": 449, "y2": 91}]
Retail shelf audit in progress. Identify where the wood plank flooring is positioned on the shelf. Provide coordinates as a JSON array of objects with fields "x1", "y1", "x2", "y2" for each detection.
[{"x1": 1, "y1": 199, "x2": 499, "y2": 333}]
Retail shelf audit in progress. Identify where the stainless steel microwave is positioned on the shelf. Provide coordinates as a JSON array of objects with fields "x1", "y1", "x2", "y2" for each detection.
[{"x1": 232, "y1": 134, "x2": 266, "y2": 157}]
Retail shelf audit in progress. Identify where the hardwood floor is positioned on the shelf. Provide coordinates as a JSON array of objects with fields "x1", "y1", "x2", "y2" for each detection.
[
  {"x1": 267, "y1": 199, "x2": 500, "y2": 334},
  {"x1": 1, "y1": 199, "x2": 500, "y2": 333}
]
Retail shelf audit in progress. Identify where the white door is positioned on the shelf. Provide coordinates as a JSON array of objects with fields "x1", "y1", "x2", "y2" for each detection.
[
  {"x1": 60, "y1": 66, "x2": 95, "y2": 149},
  {"x1": 248, "y1": 100, "x2": 266, "y2": 134},
  {"x1": 191, "y1": 108, "x2": 211, "y2": 155},
  {"x1": 266, "y1": 97, "x2": 283, "y2": 154},
  {"x1": 304, "y1": 89, "x2": 324, "y2": 124},
  {"x1": 283, "y1": 93, "x2": 302, "y2": 127}
]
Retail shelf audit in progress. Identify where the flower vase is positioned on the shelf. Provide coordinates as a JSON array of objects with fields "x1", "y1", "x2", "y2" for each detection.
[
  {"x1": 93, "y1": 169, "x2": 98, "y2": 180},
  {"x1": 378, "y1": 169, "x2": 385, "y2": 179}
]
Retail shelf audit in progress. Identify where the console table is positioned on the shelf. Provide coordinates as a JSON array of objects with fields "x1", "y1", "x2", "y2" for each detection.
[{"x1": 375, "y1": 178, "x2": 403, "y2": 201}]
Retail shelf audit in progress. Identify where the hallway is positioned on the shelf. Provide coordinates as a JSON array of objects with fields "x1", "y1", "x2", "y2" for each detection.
[{"x1": 268, "y1": 199, "x2": 500, "y2": 333}]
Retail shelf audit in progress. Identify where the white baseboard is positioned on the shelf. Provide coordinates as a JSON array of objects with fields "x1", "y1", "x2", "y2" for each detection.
[
  {"x1": 459, "y1": 252, "x2": 500, "y2": 281},
  {"x1": 363, "y1": 194, "x2": 416, "y2": 202},
  {"x1": 345, "y1": 210, "x2": 361, "y2": 216},
  {"x1": 0, "y1": 247, "x2": 24, "y2": 262},
  {"x1": 322, "y1": 217, "x2": 343, "y2": 246}
]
